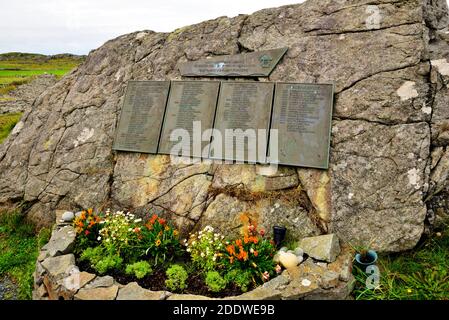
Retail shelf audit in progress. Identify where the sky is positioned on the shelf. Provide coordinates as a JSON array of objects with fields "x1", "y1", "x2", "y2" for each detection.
[
  {"x1": 0, "y1": 0, "x2": 303, "y2": 55},
  {"x1": 1, "y1": 0, "x2": 448, "y2": 56}
]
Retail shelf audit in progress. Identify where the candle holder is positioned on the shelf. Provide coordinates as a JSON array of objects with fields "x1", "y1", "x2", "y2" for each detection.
[{"x1": 273, "y1": 225, "x2": 287, "y2": 248}]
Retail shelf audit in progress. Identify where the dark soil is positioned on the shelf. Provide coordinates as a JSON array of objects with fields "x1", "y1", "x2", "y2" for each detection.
[{"x1": 76, "y1": 255, "x2": 251, "y2": 298}]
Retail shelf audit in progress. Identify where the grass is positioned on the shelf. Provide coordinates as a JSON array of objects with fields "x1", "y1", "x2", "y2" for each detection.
[
  {"x1": 0, "y1": 113, "x2": 22, "y2": 144},
  {"x1": 0, "y1": 210, "x2": 51, "y2": 299},
  {"x1": 353, "y1": 226, "x2": 449, "y2": 300},
  {"x1": 0, "y1": 52, "x2": 83, "y2": 96}
]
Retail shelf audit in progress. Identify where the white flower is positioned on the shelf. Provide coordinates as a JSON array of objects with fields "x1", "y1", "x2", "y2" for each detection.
[
  {"x1": 212, "y1": 256, "x2": 216, "y2": 262},
  {"x1": 200, "y1": 252, "x2": 205, "y2": 257},
  {"x1": 97, "y1": 236, "x2": 102, "y2": 241},
  {"x1": 192, "y1": 241, "x2": 196, "y2": 245},
  {"x1": 134, "y1": 218, "x2": 142, "y2": 223},
  {"x1": 128, "y1": 228, "x2": 132, "y2": 231},
  {"x1": 186, "y1": 248, "x2": 191, "y2": 252}
]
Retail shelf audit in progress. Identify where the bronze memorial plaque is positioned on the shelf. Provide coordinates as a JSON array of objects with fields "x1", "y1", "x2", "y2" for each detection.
[
  {"x1": 158, "y1": 81, "x2": 220, "y2": 157},
  {"x1": 269, "y1": 83, "x2": 334, "y2": 169},
  {"x1": 113, "y1": 81, "x2": 170, "y2": 153},
  {"x1": 209, "y1": 81, "x2": 274, "y2": 163},
  {"x1": 179, "y1": 48, "x2": 288, "y2": 77}
]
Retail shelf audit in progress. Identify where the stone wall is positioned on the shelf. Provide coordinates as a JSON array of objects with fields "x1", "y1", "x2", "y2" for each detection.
[
  {"x1": 33, "y1": 211, "x2": 354, "y2": 300},
  {"x1": 1, "y1": 0, "x2": 449, "y2": 252}
]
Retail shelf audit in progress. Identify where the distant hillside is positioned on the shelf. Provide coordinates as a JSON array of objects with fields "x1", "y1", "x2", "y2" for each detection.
[
  {"x1": 0, "y1": 52, "x2": 85, "y2": 96},
  {"x1": 0, "y1": 52, "x2": 85, "y2": 62}
]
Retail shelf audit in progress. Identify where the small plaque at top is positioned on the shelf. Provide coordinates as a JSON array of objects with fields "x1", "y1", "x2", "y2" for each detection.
[
  {"x1": 113, "y1": 81, "x2": 170, "y2": 153},
  {"x1": 179, "y1": 48, "x2": 288, "y2": 77}
]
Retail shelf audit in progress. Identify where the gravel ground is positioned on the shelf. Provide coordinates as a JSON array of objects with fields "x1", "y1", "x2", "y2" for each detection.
[{"x1": 0, "y1": 275, "x2": 18, "y2": 300}]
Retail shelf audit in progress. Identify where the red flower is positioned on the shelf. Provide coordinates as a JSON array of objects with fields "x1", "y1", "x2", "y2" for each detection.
[
  {"x1": 259, "y1": 229, "x2": 265, "y2": 237},
  {"x1": 85, "y1": 230, "x2": 90, "y2": 236},
  {"x1": 158, "y1": 218, "x2": 166, "y2": 225}
]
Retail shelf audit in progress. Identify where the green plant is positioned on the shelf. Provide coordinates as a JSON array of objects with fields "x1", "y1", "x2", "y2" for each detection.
[
  {"x1": 125, "y1": 261, "x2": 152, "y2": 279},
  {"x1": 353, "y1": 230, "x2": 449, "y2": 300},
  {"x1": 73, "y1": 208, "x2": 103, "y2": 251},
  {"x1": 137, "y1": 214, "x2": 182, "y2": 266},
  {"x1": 80, "y1": 246, "x2": 123, "y2": 274},
  {"x1": 185, "y1": 225, "x2": 225, "y2": 271},
  {"x1": 222, "y1": 214, "x2": 277, "y2": 286},
  {"x1": 165, "y1": 264, "x2": 188, "y2": 292},
  {"x1": 205, "y1": 271, "x2": 227, "y2": 292},
  {"x1": 98, "y1": 210, "x2": 141, "y2": 259},
  {"x1": 0, "y1": 210, "x2": 50, "y2": 299},
  {"x1": 225, "y1": 269, "x2": 253, "y2": 292},
  {"x1": 0, "y1": 113, "x2": 22, "y2": 144},
  {"x1": 95, "y1": 255, "x2": 123, "y2": 274},
  {"x1": 350, "y1": 238, "x2": 377, "y2": 263}
]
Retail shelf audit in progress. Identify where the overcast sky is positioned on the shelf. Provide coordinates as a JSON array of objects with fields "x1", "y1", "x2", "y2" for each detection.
[{"x1": 1, "y1": 0, "x2": 448, "y2": 55}]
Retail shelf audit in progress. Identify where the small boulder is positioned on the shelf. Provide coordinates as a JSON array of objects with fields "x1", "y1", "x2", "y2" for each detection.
[
  {"x1": 299, "y1": 234, "x2": 341, "y2": 263},
  {"x1": 62, "y1": 211, "x2": 75, "y2": 222},
  {"x1": 41, "y1": 254, "x2": 76, "y2": 280},
  {"x1": 278, "y1": 251, "x2": 301, "y2": 269},
  {"x1": 46, "y1": 226, "x2": 76, "y2": 257},
  {"x1": 117, "y1": 282, "x2": 168, "y2": 300}
]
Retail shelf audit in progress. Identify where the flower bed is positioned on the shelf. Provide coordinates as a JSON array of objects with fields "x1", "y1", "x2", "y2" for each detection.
[
  {"x1": 72, "y1": 209, "x2": 280, "y2": 297},
  {"x1": 33, "y1": 210, "x2": 355, "y2": 300}
]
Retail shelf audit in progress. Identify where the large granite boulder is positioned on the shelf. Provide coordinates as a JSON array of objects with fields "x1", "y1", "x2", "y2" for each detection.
[{"x1": 0, "y1": 0, "x2": 448, "y2": 252}]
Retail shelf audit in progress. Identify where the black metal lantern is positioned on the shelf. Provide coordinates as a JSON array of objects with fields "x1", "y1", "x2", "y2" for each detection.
[{"x1": 273, "y1": 226, "x2": 287, "y2": 248}]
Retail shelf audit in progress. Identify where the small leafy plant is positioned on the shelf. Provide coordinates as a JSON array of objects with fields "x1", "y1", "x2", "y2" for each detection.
[
  {"x1": 185, "y1": 225, "x2": 225, "y2": 271},
  {"x1": 205, "y1": 271, "x2": 227, "y2": 292},
  {"x1": 125, "y1": 261, "x2": 152, "y2": 279},
  {"x1": 138, "y1": 214, "x2": 182, "y2": 266},
  {"x1": 165, "y1": 264, "x2": 188, "y2": 291},
  {"x1": 222, "y1": 215, "x2": 277, "y2": 287},
  {"x1": 80, "y1": 246, "x2": 123, "y2": 274},
  {"x1": 225, "y1": 269, "x2": 253, "y2": 292}
]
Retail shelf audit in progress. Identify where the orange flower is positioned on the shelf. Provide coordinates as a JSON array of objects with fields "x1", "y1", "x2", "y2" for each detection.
[
  {"x1": 158, "y1": 231, "x2": 163, "y2": 237},
  {"x1": 155, "y1": 239, "x2": 161, "y2": 246},
  {"x1": 229, "y1": 256, "x2": 234, "y2": 264},
  {"x1": 87, "y1": 208, "x2": 93, "y2": 215},
  {"x1": 226, "y1": 245, "x2": 235, "y2": 255},
  {"x1": 173, "y1": 230, "x2": 179, "y2": 236},
  {"x1": 235, "y1": 239, "x2": 242, "y2": 246},
  {"x1": 252, "y1": 237, "x2": 259, "y2": 244},
  {"x1": 253, "y1": 250, "x2": 259, "y2": 257},
  {"x1": 149, "y1": 214, "x2": 158, "y2": 224},
  {"x1": 244, "y1": 236, "x2": 249, "y2": 244},
  {"x1": 158, "y1": 218, "x2": 166, "y2": 225},
  {"x1": 89, "y1": 220, "x2": 95, "y2": 227},
  {"x1": 237, "y1": 249, "x2": 248, "y2": 261}
]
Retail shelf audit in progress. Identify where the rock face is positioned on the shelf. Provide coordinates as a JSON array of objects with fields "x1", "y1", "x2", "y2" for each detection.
[
  {"x1": 1, "y1": 0, "x2": 448, "y2": 252},
  {"x1": 0, "y1": 74, "x2": 58, "y2": 114}
]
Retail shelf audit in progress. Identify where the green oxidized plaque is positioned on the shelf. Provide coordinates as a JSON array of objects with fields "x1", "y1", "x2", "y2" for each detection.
[
  {"x1": 179, "y1": 48, "x2": 288, "y2": 77},
  {"x1": 113, "y1": 81, "x2": 170, "y2": 153}
]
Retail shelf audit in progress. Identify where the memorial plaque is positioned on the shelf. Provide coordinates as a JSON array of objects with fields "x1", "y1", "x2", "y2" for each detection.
[
  {"x1": 113, "y1": 81, "x2": 170, "y2": 153},
  {"x1": 158, "y1": 81, "x2": 220, "y2": 157},
  {"x1": 209, "y1": 81, "x2": 274, "y2": 163},
  {"x1": 269, "y1": 83, "x2": 334, "y2": 169},
  {"x1": 179, "y1": 48, "x2": 288, "y2": 77}
]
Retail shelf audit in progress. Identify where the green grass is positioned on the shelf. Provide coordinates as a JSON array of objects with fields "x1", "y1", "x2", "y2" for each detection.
[
  {"x1": 353, "y1": 227, "x2": 449, "y2": 300},
  {"x1": 0, "y1": 113, "x2": 22, "y2": 144},
  {"x1": 0, "y1": 210, "x2": 51, "y2": 299},
  {"x1": 0, "y1": 52, "x2": 83, "y2": 96}
]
